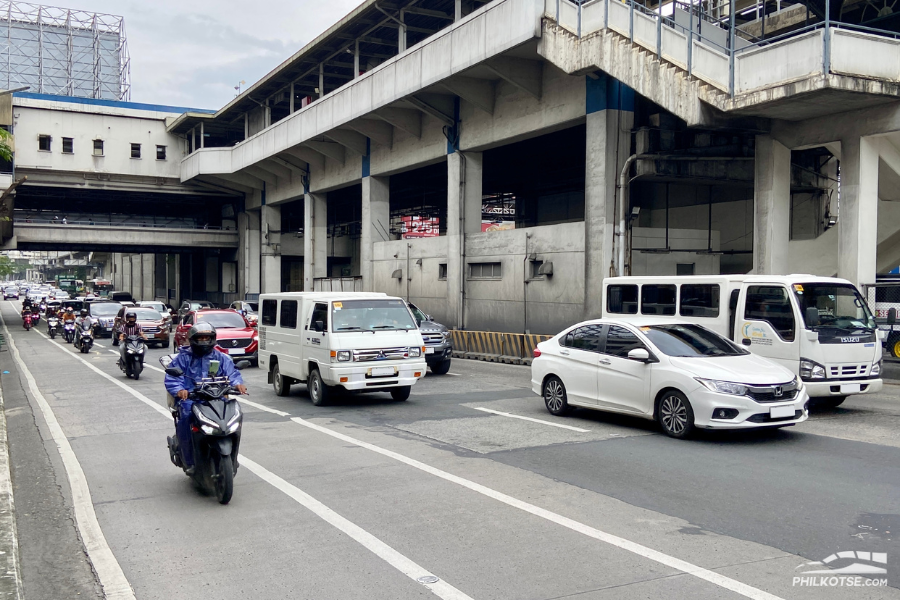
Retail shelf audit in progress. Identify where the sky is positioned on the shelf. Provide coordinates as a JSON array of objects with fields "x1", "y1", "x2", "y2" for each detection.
[{"x1": 39, "y1": 0, "x2": 363, "y2": 110}]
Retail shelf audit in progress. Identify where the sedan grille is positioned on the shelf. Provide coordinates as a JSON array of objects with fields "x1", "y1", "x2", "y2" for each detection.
[
  {"x1": 142, "y1": 326, "x2": 161, "y2": 334},
  {"x1": 353, "y1": 347, "x2": 409, "y2": 361},
  {"x1": 747, "y1": 381, "x2": 800, "y2": 404},
  {"x1": 219, "y1": 337, "x2": 252, "y2": 349}
]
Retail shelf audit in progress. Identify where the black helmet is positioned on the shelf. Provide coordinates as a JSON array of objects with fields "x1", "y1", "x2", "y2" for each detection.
[
  {"x1": 80, "y1": 309, "x2": 88, "y2": 317},
  {"x1": 188, "y1": 322, "x2": 217, "y2": 356},
  {"x1": 125, "y1": 311, "x2": 137, "y2": 323}
]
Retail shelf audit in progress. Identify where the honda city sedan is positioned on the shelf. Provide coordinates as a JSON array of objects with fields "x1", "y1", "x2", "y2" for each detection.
[{"x1": 531, "y1": 319, "x2": 809, "y2": 438}]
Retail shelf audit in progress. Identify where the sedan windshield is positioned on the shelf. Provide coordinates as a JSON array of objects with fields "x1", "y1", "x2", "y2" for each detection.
[
  {"x1": 132, "y1": 309, "x2": 163, "y2": 321},
  {"x1": 794, "y1": 283, "x2": 875, "y2": 331},
  {"x1": 90, "y1": 303, "x2": 121, "y2": 316},
  {"x1": 332, "y1": 299, "x2": 417, "y2": 331},
  {"x1": 641, "y1": 324, "x2": 749, "y2": 357},
  {"x1": 198, "y1": 312, "x2": 247, "y2": 329}
]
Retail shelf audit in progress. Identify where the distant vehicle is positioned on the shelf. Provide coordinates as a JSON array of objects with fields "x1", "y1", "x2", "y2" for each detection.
[
  {"x1": 229, "y1": 301, "x2": 258, "y2": 326},
  {"x1": 114, "y1": 306, "x2": 169, "y2": 348},
  {"x1": 87, "y1": 302, "x2": 122, "y2": 338},
  {"x1": 173, "y1": 309, "x2": 258, "y2": 365},
  {"x1": 406, "y1": 301, "x2": 452, "y2": 375},
  {"x1": 532, "y1": 318, "x2": 809, "y2": 438},
  {"x1": 3, "y1": 286, "x2": 18, "y2": 300},
  {"x1": 86, "y1": 279, "x2": 113, "y2": 297},
  {"x1": 108, "y1": 291, "x2": 134, "y2": 303},
  {"x1": 138, "y1": 301, "x2": 173, "y2": 326},
  {"x1": 177, "y1": 300, "x2": 215, "y2": 321}
]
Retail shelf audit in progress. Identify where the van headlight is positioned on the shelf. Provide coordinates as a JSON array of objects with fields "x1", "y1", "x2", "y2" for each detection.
[
  {"x1": 409, "y1": 346, "x2": 421, "y2": 358},
  {"x1": 336, "y1": 350, "x2": 351, "y2": 362},
  {"x1": 696, "y1": 378, "x2": 748, "y2": 396},
  {"x1": 871, "y1": 360, "x2": 882, "y2": 377},
  {"x1": 799, "y1": 358, "x2": 826, "y2": 381}
]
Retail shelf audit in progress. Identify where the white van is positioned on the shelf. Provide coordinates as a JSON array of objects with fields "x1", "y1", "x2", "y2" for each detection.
[
  {"x1": 258, "y1": 292, "x2": 427, "y2": 405},
  {"x1": 602, "y1": 275, "x2": 884, "y2": 406}
]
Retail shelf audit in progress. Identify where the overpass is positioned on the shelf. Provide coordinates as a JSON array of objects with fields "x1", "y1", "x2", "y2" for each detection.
[{"x1": 11, "y1": 221, "x2": 239, "y2": 252}]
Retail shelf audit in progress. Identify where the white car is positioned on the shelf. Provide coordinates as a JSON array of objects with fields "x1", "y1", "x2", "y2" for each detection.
[{"x1": 531, "y1": 318, "x2": 809, "y2": 438}]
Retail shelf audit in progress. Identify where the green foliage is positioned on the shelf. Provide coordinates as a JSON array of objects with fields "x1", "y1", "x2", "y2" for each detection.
[
  {"x1": 0, "y1": 256, "x2": 21, "y2": 277},
  {"x1": 0, "y1": 129, "x2": 12, "y2": 163}
]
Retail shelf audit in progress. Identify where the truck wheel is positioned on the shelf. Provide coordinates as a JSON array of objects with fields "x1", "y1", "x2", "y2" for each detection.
[
  {"x1": 308, "y1": 369, "x2": 330, "y2": 406},
  {"x1": 817, "y1": 396, "x2": 846, "y2": 409},
  {"x1": 272, "y1": 363, "x2": 291, "y2": 397},
  {"x1": 391, "y1": 386, "x2": 411, "y2": 401},
  {"x1": 430, "y1": 359, "x2": 451, "y2": 375},
  {"x1": 890, "y1": 336, "x2": 900, "y2": 359}
]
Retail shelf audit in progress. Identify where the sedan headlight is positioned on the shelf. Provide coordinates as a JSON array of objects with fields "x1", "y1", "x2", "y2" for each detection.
[
  {"x1": 409, "y1": 346, "x2": 421, "y2": 358},
  {"x1": 336, "y1": 350, "x2": 351, "y2": 362},
  {"x1": 799, "y1": 358, "x2": 826, "y2": 381},
  {"x1": 871, "y1": 360, "x2": 882, "y2": 377},
  {"x1": 696, "y1": 378, "x2": 749, "y2": 396}
]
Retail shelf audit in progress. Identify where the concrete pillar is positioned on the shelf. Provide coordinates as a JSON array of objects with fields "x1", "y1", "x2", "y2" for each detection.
[
  {"x1": 583, "y1": 74, "x2": 633, "y2": 319},
  {"x1": 122, "y1": 254, "x2": 133, "y2": 293},
  {"x1": 303, "y1": 192, "x2": 328, "y2": 290},
  {"x1": 838, "y1": 136, "x2": 879, "y2": 287},
  {"x1": 141, "y1": 254, "x2": 154, "y2": 301},
  {"x1": 361, "y1": 176, "x2": 390, "y2": 292},
  {"x1": 446, "y1": 152, "x2": 483, "y2": 329},
  {"x1": 260, "y1": 204, "x2": 282, "y2": 293},
  {"x1": 753, "y1": 135, "x2": 791, "y2": 276},
  {"x1": 238, "y1": 211, "x2": 261, "y2": 297}
]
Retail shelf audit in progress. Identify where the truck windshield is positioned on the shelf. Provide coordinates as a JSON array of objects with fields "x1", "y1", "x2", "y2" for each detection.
[
  {"x1": 794, "y1": 284, "x2": 875, "y2": 332},
  {"x1": 332, "y1": 299, "x2": 417, "y2": 332},
  {"x1": 640, "y1": 324, "x2": 749, "y2": 357}
]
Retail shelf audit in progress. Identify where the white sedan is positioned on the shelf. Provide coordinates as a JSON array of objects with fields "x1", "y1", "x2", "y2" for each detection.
[{"x1": 531, "y1": 318, "x2": 809, "y2": 438}]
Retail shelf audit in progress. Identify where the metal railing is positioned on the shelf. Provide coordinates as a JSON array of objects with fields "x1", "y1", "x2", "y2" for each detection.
[
  {"x1": 313, "y1": 277, "x2": 363, "y2": 292},
  {"x1": 555, "y1": 0, "x2": 900, "y2": 97}
]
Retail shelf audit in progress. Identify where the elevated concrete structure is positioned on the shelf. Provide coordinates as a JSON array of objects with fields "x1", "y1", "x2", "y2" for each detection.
[{"x1": 11, "y1": 223, "x2": 238, "y2": 252}]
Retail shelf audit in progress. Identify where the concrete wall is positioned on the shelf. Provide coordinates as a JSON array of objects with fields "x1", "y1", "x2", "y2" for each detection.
[{"x1": 373, "y1": 235, "x2": 451, "y2": 323}]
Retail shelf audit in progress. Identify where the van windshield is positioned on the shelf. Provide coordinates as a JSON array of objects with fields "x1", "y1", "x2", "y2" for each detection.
[
  {"x1": 332, "y1": 299, "x2": 417, "y2": 332},
  {"x1": 794, "y1": 283, "x2": 875, "y2": 332}
]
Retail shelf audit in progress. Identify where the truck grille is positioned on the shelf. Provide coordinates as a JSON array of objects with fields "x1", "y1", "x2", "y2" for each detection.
[
  {"x1": 422, "y1": 333, "x2": 443, "y2": 345},
  {"x1": 828, "y1": 364, "x2": 869, "y2": 379},
  {"x1": 353, "y1": 347, "x2": 409, "y2": 361}
]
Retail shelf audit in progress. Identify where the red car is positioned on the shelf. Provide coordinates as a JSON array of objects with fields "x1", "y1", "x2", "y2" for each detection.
[{"x1": 173, "y1": 309, "x2": 259, "y2": 366}]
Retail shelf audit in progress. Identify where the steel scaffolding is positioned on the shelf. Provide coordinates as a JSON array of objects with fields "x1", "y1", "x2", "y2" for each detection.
[{"x1": 0, "y1": 2, "x2": 130, "y2": 100}]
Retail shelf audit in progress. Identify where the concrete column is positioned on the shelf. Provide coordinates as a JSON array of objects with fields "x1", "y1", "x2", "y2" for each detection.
[
  {"x1": 260, "y1": 205, "x2": 281, "y2": 293},
  {"x1": 361, "y1": 176, "x2": 390, "y2": 292},
  {"x1": 303, "y1": 192, "x2": 328, "y2": 290},
  {"x1": 838, "y1": 136, "x2": 879, "y2": 287},
  {"x1": 446, "y1": 152, "x2": 483, "y2": 329},
  {"x1": 238, "y1": 211, "x2": 261, "y2": 297},
  {"x1": 122, "y1": 254, "x2": 133, "y2": 293},
  {"x1": 583, "y1": 74, "x2": 633, "y2": 319},
  {"x1": 753, "y1": 135, "x2": 791, "y2": 276},
  {"x1": 141, "y1": 254, "x2": 154, "y2": 301}
]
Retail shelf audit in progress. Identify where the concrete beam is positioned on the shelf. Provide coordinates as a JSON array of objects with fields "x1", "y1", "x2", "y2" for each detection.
[
  {"x1": 403, "y1": 96, "x2": 454, "y2": 127},
  {"x1": 441, "y1": 76, "x2": 495, "y2": 115},
  {"x1": 255, "y1": 160, "x2": 293, "y2": 181},
  {"x1": 195, "y1": 176, "x2": 255, "y2": 196},
  {"x1": 484, "y1": 56, "x2": 542, "y2": 99},
  {"x1": 324, "y1": 129, "x2": 369, "y2": 156},
  {"x1": 283, "y1": 146, "x2": 325, "y2": 172},
  {"x1": 243, "y1": 165, "x2": 280, "y2": 186},
  {"x1": 304, "y1": 141, "x2": 345, "y2": 164},
  {"x1": 346, "y1": 118, "x2": 393, "y2": 147},
  {"x1": 374, "y1": 107, "x2": 421, "y2": 138},
  {"x1": 216, "y1": 172, "x2": 266, "y2": 190},
  {"x1": 269, "y1": 155, "x2": 309, "y2": 175}
]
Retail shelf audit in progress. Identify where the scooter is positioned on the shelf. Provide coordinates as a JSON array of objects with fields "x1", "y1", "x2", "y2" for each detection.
[
  {"x1": 47, "y1": 316, "x2": 59, "y2": 339},
  {"x1": 118, "y1": 335, "x2": 146, "y2": 380},
  {"x1": 161, "y1": 355, "x2": 248, "y2": 505},
  {"x1": 74, "y1": 323, "x2": 94, "y2": 354},
  {"x1": 22, "y1": 313, "x2": 33, "y2": 331},
  {"x1": 63, "y1": 321, "x2": 76, "y2": 343}
]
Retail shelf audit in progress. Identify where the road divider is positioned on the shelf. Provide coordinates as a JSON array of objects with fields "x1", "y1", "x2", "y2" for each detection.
[{"x1": 450, "y1": 330, "x2": 552, "y2": 366}]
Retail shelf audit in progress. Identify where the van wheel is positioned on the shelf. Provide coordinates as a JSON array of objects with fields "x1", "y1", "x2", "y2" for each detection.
[
  {"x1": 657, "y1": 391, "x2": 695, "y2": 439},
  {"x1": 308, "y1": 369, "x2": 330, "y2": 406},
  {"x1": 391, "y1": 386, "x2": 411, "y2": 401},
  {"x1": 273, "y1": 363, "x2": 291, "y2": 397}
]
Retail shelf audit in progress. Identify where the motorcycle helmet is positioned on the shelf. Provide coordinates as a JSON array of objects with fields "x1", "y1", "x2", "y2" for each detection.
[
  {"x1": 80, "y1": 309, "x2": 88, "y2": 317},
  {"x1": 188, "y1": 322, "x2": 217, "y2": 357},
  {"x1": 125, "y1": 311, "x2": 137, "y2": 325},
  {"x1": 66, "y1": 307, "x2": 74, "y2": 314}
]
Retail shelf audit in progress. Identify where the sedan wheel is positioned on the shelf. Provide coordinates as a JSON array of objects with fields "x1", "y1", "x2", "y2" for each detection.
[
  {"x1": 542, "y1": 376, "x2": 571, "y2": 416},
  {"x1": 658, "y1": 391, "x2": 695, "y2": 439}
]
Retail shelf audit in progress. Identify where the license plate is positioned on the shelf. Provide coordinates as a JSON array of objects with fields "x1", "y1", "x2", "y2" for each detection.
[
  {"x1": 227, "y1": 348, "x2": 245, "y2": 355},
  {"x1": 370, "y1": 366, "x2": 396, "y2": 377},
  {"x1": 424, "y1": 347, "x2": 435, "y2": 354},
  {"x1": 840, "y1": 383, "x2": 861, "y2": 394},
  {"x1": 770, "y1": 405, "x2": 795, "y2": 419}
]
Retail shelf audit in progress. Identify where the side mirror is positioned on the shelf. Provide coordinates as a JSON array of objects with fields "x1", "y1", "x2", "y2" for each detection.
[
  {"x1": 234, "y1": 360, "x2": 251, "y2": 370},
  {"x1": 315, "y1": 320, "x2": 325, "y2": 332},
  {"x1": 805, "y1": 306, "x2": 820, "y2": 327},
  {"x1": 165, "y1": 367, "x2": 184, "y2": 377},
  {"x1": 627, "y1": 348, "x2": 651, "y2": 362},
  {"x1": 889, "y1": 308, "x2": 897, "y2": 325},
  {"x1": 425, "y1": 314, "x2": 433, "y2": 322}
]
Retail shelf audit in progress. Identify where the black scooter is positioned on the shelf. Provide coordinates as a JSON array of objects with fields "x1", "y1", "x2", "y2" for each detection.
[
  {"x1": 161, "y1": 355, "x2": 249, "y2": 505},
  {"x1": 74, "y1": 322, "x2": 94, "y2": 354},
  {"x1": 117, "y1": 335, "x2": 146, "y2": 379}
]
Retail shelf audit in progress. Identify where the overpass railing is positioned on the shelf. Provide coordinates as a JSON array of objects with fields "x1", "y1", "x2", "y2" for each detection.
[
  {"x1": 552, "y1": 0, "x2": 900, "y2": 97},
  {"x1": 14, "y1": 219, "x2": 233, "y2": 231}
]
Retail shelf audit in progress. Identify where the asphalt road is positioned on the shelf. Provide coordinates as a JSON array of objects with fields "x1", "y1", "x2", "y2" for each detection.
[{"x1": 3, "y1": 299, "x2": 900, "y2": 600}]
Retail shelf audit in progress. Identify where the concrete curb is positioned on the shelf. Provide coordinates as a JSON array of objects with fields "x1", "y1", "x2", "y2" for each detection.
[{"x1": 0, "y1": 381, "x2": 24, "y2": 600}]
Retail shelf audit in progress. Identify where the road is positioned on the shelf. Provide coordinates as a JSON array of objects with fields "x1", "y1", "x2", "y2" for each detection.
[{"x1": 2, "y1": 299, "x2": 899, "y2": 600}]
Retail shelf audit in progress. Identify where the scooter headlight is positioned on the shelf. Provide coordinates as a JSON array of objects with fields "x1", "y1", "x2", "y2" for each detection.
[
  {"x1": 200, "y1": 425, "x2": 217, "y2": 435},
  {"x1": 192, "y1": 406, "x2": 220, "y2": 429}
]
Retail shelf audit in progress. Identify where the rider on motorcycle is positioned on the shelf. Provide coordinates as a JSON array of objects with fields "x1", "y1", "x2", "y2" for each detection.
[
  {"x1": 163, "y1": 323, "x2": 247, "y2": 474},
  {"x1": 74, "y1": 309, "x2": 95, "y2": 345},
  {"x1": 117, "y1": 311, "x2": 147, "y2": 342},
  {"x1": 61, "y1": 307, "x2": 76, "y2": 324}
]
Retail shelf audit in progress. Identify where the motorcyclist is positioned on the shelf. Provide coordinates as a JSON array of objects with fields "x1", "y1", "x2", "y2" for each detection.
[
  {"x1": 21, "y1": 297, "x2": 33, "y2": 312},
  {"x1": 61, "y1": 307, "x2": 76, "y2": 324},
  {"x1": 74, "y1": 309, "x2": 95, "y2": 345},
  {"x1": 117, "y1": 311, "x2": 147, "y2": 342},
  {"x1": 164, "y1": 323, "x2": 247, "y2": 474}
]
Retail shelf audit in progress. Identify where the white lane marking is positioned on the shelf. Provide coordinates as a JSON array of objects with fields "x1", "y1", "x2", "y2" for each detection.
[
  {"x1": 103, "y1": 348, "x2": 165, "y2": 374},
  {"x1": 1, "y1": 314, "x2": 136, "y2": 600},
  {"x1": 471, "y1": 407, "x2": 591, "y2": 432},
  {"x1": 239, "y1": 399, "x2": 291, "y2": 417},
  {"x1": 288, "y1": 416, "x2": 785, "y2": 600},
  {"x1": 0, "y1": 384, "x2": 24, "y2": 600},
  {"x1": 28, "y1": 320, "x2": 471, "y2": 600}
]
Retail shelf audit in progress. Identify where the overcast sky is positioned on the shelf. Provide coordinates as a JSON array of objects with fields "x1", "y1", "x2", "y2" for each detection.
[{"x1": 42, "y1": 0, "x2": 363, "y2": 110}]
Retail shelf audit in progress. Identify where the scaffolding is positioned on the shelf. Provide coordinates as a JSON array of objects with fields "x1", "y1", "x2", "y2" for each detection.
[{"x1": 0, "y1": 2, "x2": 130, "y2": 100}]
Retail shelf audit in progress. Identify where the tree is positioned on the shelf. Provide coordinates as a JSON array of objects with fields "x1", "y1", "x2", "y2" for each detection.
[
  {"x1": 0, "y1": 129, "x2": 12, "y2": 162},
  {"x1": 0, "y1": 255, "x2": 24, "y2": 278}
]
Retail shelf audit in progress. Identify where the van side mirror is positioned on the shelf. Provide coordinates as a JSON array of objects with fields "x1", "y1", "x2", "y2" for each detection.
[
  {"x1": 805, "y1": 307, "x2": 820, "y2": 327},
  {"x1": 627, "y1": 348, "x2": 651, "y2": 362},
  {"x1": 314, "y1": 320, "x2": 325, "y2": 332},
  {"x1": 889, "y1": 308, "x2": 897, "y2": 325}
]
